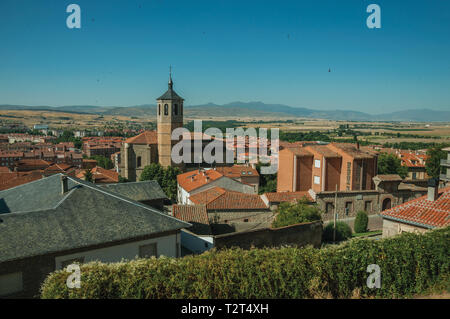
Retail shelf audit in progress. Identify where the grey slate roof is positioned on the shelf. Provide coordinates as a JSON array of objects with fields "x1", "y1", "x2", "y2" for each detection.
[
  {"x1": 100, "y1": 181, "x2": 168, "y2": 202},
  {"x1": 157, "y1": 82, "x2": 184, "y2": 101},
  {"x1": 0, "y1": 174, "x2": 190, "y2": 263}
]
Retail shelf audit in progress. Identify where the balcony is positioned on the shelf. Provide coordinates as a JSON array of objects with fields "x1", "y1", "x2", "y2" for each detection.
[
  {"x1": 440, "y1": 174, "x2": 450, "y2": 182},
  {"x1": 441, "y1": 159, "x2": 450, "y2": 167}
]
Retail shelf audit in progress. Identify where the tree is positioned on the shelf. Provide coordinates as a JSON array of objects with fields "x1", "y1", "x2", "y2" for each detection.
[
  {"x1": 256, "y1": 162, "x2": 277, "y2": 194},
  {"x1": 354, "y1": 211, "x2": 369, "y2": 233},
  {"x1": 272, "y1": 199, "x2": 322, "y2": 228},
  {"x1": 139, "y1": 163, "x2": 181, "y2": 202},
  {"x1": 426, "y1": 146, "x2": 447, "y2": 179},
  {"x1": 322, "y1": 222, "x2": 352, "y2": 242},
  {"x1": 118, "y1": 175, "x2": 129, "y2": 183},
  {"x1": 377, "y1": 153, "x2": 408, "y2": 178},
  {"x1": 84, "y1": 169, "x2": 94, "y2": 183},
  {"x1": 89, "y1": 155, "x2": 114, "y2": 170}
]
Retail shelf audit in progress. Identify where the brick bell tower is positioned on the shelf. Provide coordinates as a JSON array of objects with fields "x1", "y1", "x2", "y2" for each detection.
[{"x1": 156, "y1": 68, "x2": 184, "y2": 168}]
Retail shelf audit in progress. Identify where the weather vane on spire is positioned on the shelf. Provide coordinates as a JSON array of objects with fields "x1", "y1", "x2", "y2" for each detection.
[{"x1": 169, "y1": 65, "x2": 173, "y2": 88}]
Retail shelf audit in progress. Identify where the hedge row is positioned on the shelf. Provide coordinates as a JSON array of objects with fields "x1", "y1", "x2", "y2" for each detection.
[{"x1": 41, "y1": 227, "x2": 450, "y2": 299}]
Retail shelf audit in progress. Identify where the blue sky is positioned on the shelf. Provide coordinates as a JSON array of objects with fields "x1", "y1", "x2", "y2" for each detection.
[{"x1": 0, "y1": 0, "x2": 449, "y2": 114}]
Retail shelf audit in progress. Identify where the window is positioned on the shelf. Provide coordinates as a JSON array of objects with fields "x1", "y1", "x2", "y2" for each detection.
[
  {"x1": 158, "y1": 104, "x2": 161, "y2": 115},
  {"x1": 364, "y1": 200, "x2": 372, "y2": 212},
  {"x1": 346, "y1": 162, "x2": 351, "y2": 185},
  {"x1": 139, "y1": 243, "x2": 157, "y2": 258},
  {"x1": 61, "y1": 257, "x2": 85, "y2": 269},
  {"x1": 314, "y1": 175, "x2": 320, "y2": 185},
  {"x1": 412, "y1": 172, "x2": 417, "y2": 179},
  {"x1": 180, "y1": 103, "x2": 183, "y2": 115},
  {"x1": 164, "y1": 104, "x2": 168, "y2": 115},
  {"x1": 0, "y1": 272, "x2": 23, "y2": 297},
  {"x1": 314, "y1": 159, "x2": 321, "y2": 168},
  {"x1": 137, "y1": 156, "x2": 142, "y2": 168},
  {"x1": 326, "y1": 202, "x2": 334, "y2": 214},
  {"x1": 345, "y1": 201, "x2": 353, "y2": 215},
  {"x1": 174, "y1": 104, "x2": 178, "y2": 115}
]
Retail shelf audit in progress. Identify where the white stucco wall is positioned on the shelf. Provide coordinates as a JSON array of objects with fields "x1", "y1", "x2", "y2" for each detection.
[
  {"x1": 181, "y1": 229, "x2": 214, "y2": 254},
  {"x1": 55, "y1": 233, "x2": 180, "y2": 270}
]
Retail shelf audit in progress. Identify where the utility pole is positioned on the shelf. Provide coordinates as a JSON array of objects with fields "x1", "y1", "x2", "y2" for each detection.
[{"x1": 333, "y1": 184, "x2": 338, "y2": 243}]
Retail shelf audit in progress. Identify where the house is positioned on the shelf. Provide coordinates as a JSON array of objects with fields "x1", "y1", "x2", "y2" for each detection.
[
  {"x1": 215, "y1": 165, "x2": 260, "y2": 192},
  {"x1": 177, "y1": 168, "x2": 256, "y2": 204},
  {"x1": 100, "y1": 180, "x2": 168, "y2": 210},
  {"x1": 440, "y1": 147, "x2": 450, "y2": 183},
  {"x1": 277, "y1": 142, "x2": 378, "y2": 193},
  {"x1": 188, "y1": 186, "x2": 273, "y2": 234},
  {"x1": 172, "y1": 204, "x2": 214, "y2": 254},
  {"x1": 380, "y1": 180, "x2": 450, "y2": 237},
  {"x1": 0, "y1": 174, "x2": 190, "y2": 298}
]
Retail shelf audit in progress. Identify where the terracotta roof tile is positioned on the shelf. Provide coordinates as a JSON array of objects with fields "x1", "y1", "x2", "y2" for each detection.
[
  {"x1": 189, "y1": 187, "x2": 268, "y2": 210},
  {"x1": 215, "y1": 165, "x2": 259, "y2": 178},
  {"x1": 124, "y1": 131, "x2": 157, "y2": 145},
  {"x1": 264, "y1": 191, "x2": 314, "y2": 203},
  {"x1": 177, "y1": 169, "x2": 223, "y2": 192},
  {"x1": 173, "y1": 204, "x2": 209, "y2": 225},
  {"x1": 380, "y1": 187, "x2": 450, "y2": 229}
]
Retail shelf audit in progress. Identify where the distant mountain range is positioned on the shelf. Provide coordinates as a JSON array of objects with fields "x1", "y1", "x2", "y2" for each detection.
[{"x1": 0, "y1": 102, "x2": 449, "y2": 122}]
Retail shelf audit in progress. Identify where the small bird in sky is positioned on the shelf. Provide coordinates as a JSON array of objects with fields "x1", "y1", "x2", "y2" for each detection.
[{"x1": 328, "y1": 68, "x2": 331, "y2": 72}]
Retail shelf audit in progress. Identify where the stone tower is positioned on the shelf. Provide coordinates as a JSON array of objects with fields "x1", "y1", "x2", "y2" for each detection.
[{"x1": 156, "y1": 70, "x2": 184, "y2": 168}]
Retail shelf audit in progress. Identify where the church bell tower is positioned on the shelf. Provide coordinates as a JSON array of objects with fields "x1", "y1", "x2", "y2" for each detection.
[{"x1": 156, "y1": 69, "x2": 184, "y2": 168}]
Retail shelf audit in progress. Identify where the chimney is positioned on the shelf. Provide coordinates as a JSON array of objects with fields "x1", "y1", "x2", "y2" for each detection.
[
  {"x1": 61, "y1": 175, "x2": 68, "y2": 194},
  {"x1": 427, "y1": 178, "x2": 439, "y2": 201}
]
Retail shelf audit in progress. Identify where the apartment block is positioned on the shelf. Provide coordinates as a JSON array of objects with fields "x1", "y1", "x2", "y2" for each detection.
[{"x1": 277, "y1": 143, "x2": 378, "y2": 192}]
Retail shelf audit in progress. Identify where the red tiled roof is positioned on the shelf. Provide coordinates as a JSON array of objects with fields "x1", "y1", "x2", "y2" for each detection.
[
  {"x1": 264, "y1": 191, "x2": 313, "y2": 203},
  {"x1": 124, "y1": 131, "x2": 157, "y2": 145},
  {"x1": 215, "y1": 165, "x2": 259, "y2": 178},
  {"x1": 177, "y1": 169, "x2": 223, "y2": 192},
  {"x1": 400, "y1": 152, "x2": 427, "y2": 168},
  {"x1": 0, "y1": 171, "x2": 44, "y2": 191},
  {"x1": 173, "y1": 204, "x2": 209, "y2": 225},
  {"x1": 189, "y1": 187, "x2": 268, "y2": 210},
  {"x1": 76, "y1": 166, "x2": 119, "y2": 183},
  {"x1": 380, "y1": 187, "x2": 450, "y2": 229}
]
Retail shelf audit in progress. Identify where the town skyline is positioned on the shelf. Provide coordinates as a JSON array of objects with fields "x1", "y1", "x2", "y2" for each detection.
[{"x1": 1, "y1": 0, "x2": 449, "y2": 113}]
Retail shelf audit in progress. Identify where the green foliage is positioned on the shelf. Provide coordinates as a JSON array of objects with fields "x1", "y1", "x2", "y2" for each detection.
[
  {"x1": 55, "y1": 130, "x2": 82, "y2": 149},
  {"x1": 139, "y1": 163, "x2": 181, "y2": 201},
  {"x1": 118, "y1": 175, "x2": 129, "y2": 183},
  {"x1": 84, "y1": 169, "x2": 93, "y2": 183},
  {"x1": 377, "y1": 153, "x2": 408, "y2": 178},
  {"x1": 41, "y1": 227, "x2": 450, "y2": 299},
  {"x1": 322, "y1": 222, "x2": 353, "y2": 242},
  {"x1": 89, "y1": 155, "x2": 114, "y2": 170},
  {"x1": 354, "y1": 211, "x2": 369, "y2": 234},
  {"x1": 426, "y1": 146, "x2": 447, "y2": 179},
  {"x1": 279, "y1": 130, "x2": 331, "y2": 143},
  {"x1": 272, "y1": 200, "x2": 322, "y2": 228},
  {"x1": 256, "y1": 162, "x2": 277, "y2": 194}
]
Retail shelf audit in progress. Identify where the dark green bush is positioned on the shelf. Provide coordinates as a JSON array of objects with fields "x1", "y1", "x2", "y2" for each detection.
[
  {"x1": 322, "y1": 221, "x2": 352, "y2": 242},
  {"x1": 272, "y1": 199, "x2": 322, "y2": 228},
  {"x1": 41, "y1": 227, "x2": 450, "y2": 299},
  {"x1": 354, "y1": 211, "x2": 369, "y2": 233}
]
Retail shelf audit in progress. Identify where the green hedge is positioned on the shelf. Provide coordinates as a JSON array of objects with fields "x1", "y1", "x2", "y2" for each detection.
[
  {"x1": 41, "y1": 227, "x2": 450, "y2": 299},
  {"x1": 354, "y1": 211, "x2": 369, "y2": 233},
  {"x1": 323, "y1": 221, "x2": 353, "y2": 242}
]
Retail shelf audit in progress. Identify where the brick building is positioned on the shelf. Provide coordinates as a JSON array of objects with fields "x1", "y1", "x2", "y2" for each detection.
[{"x1": 277, "y1": 142, "x2": 378, "y2": 193}]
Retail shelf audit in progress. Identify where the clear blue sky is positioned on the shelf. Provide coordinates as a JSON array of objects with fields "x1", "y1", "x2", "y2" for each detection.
[{"x1": 0, "y1": 0, "x2": 449, "y2": 114}]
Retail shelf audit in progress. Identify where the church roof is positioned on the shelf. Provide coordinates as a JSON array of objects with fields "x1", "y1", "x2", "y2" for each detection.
[{"x1": 124, "y1": 131, "x2": 158, "y2": 145}]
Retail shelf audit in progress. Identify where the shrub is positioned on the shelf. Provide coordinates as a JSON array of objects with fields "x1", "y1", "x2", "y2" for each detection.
[
  {"x1": 322, "y1": 222, "x2": 352, "y2": 242},
  {"x1": 41, "y1": 227, "x2": 450, "y2": 299},
  {"x1": 354, "y1": 211, "x2": 369, "y2": 233},
  {"x1": 272, "y1": 199, "x2": 322, "y2": 228}
]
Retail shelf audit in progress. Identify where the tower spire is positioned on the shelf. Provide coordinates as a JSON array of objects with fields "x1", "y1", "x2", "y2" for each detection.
[{"x1": 168, "y1": 65, "x2": 173, "y2": 89}]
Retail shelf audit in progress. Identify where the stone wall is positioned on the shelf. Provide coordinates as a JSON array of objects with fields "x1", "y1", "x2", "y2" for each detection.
[
  {"x1": 214, "y1": 221, "x2": 322, "y2": 250},
  {"x1": 316, "y1": 189, "x2": 426, "y2": 221}
]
